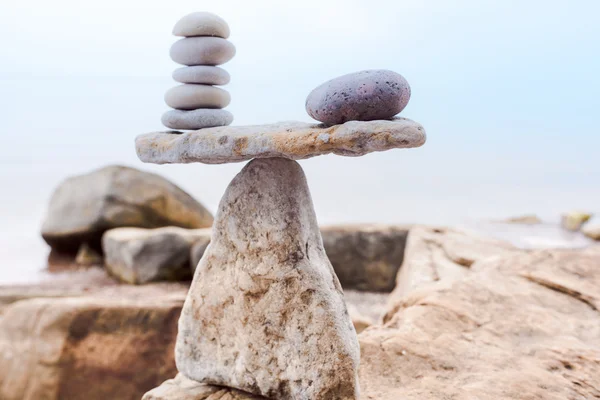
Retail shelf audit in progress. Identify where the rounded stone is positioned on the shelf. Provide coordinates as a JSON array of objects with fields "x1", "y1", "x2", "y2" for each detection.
[
  {"x1": 172, "y1": 12, "x2": 230, "y2": 38},
  {"x1": 164, "y1": 84, "x2": 230, "y2": 110},
  {"x1": 161, "y1": 109, "x2": 233, "y2": 130},
  {"x1": 172, "y1": 66, "x2": 230, "y2": 85},
  {"x1": 305, "y1": 69, "x2": 411, "y2": 125},
  {"x1": 170, "y1": 37, "x2": 235, "y2": 66}
]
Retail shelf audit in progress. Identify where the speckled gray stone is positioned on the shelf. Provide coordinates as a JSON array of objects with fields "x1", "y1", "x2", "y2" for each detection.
[
  {"x1": 173, "y1": 66, "x2": 230, "y2": 85},
  {"x1": 170, "y1": 37, "x2": 236, "y2": 66},
  {"x1": 161, "y1": 109, "x2": 233, "y2": 130},
  {"x1": 137, "y1": 117, "x2": 425, "y2": 164},
  {"x1": 164, "y1": 84, "x2": 230, "y2": 110},
  {"x1": 306, "y1": 70, "x2": 411, "y2": 125},
  {"x1": 172, "y1": 12, "x2": 230, "y2": 38}
]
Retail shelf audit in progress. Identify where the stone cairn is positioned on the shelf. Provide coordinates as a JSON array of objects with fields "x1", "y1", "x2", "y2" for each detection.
[
  {"x1": 139, "y1": 13, "x2": 425, "y2": 400},
  {"x1": 162, "y1": 12, "x2": 236, "y2": 131}
]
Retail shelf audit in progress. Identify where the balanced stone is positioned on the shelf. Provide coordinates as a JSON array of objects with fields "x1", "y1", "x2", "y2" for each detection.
[
  {"x1": 172, "y1": 12, "x2": 230, "y2": 39},
  {"x1": 162, "y1": 109, "x2": 233, "y2": 130},
  {"x1": 176, "y1": 158, "x2": 360, "y2": 399},
  {"x1": 170, "y1": 37, "x2": 236, "y2": 66},
  {"x1": 137, "y1": 118, "x2": 425, "y2": 164},
  {"x1": 165, "y1": 84, "x2": 230, "y2": 110},
  {"x1": 306, "y1": 69, "x2": 411, "y2": 125},
  {"x1": 173, "y1": 66, "x2": 230, "y2": 85}
]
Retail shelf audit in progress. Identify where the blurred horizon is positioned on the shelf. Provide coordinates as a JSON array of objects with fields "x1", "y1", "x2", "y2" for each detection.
[{"x1": 1, "y1": 0, "x2": 599, "y2": 281}]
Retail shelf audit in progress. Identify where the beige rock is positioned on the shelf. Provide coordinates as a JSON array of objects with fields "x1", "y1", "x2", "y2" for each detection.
[
  {"x1": 172, "y1": 12, "x2": 231, "y2": 38},
  {"x1": 361, "y1": 248, "x2": 600, "y2": 400},
  {"x1": 165, "y1": 84, "x2": 231, "y2": 110},
  {"x1": 143, "y1": 374, "x2": 264, "y2": 400},
  {"x1": 503, "y1": 214, "x2": 542, "y2": 224},
  {"x1": 136, "y1": 117, "x2": 425, "y2": 165},
  {"x1": 41, "y1": 165, "x2": 213, "y2": 253},
  {"x1": 102, "y1": 227, "x2": 212, "y2": 284},
  {"x1": 582, "y1": 216, "x2": 600, "y2": 240},
  {"x1": 176, "y1": 158, "x2": 360, "y2": 399},
  {"x1": 385, "y1": 226, "x2": 518, "y2": 321},
  {"x1": 170, "y1": 37, "x2": 236, "y2": 66},
  {"x1": 561, "y1": 211, "x2": 593, "y2": 231},
  {"x1": 321, "y1": 224, "x2": 409, "y2": 292},
  {"x1": 0, "y1": 294, "x2": 183, "y2": 400},
  {"x1": 74, "y1": 243, "x2": 103, "y2": 266}
]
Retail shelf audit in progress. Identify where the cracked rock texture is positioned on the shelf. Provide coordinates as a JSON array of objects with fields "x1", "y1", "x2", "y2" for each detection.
[
  {"x1": 361, "y1": 247, "x2": 600, "y2": 400},
  {"x1": 136, "y1": 118, "x2": 425, "y2": 165},
  {"x1": 143, "y1": 374, "x2": 264, "y2": 400},
  {"x1": 176, "y1": 158, "x2": 360, "y2": 399},
  {"x1": 385, "y1": 226, "x2": 517, "y2": 320}
]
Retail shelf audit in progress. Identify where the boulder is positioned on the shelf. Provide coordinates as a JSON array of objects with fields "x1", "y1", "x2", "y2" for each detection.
[
  {"x1": 41, "y1": 165, "x2": 213, "y2": 253},
  {"x1": 360, "y1": 248, "x2": 600, "y2": 399},
  {"x1": 321, "y1": 224, "x2": 409, "y2": 292},
  {"x1": 102, "y1": 227, "x2": 212, "y2": 284},
  {"x1": 143, "y1": 374, "x2": 264, "y2": 400},
  {"x1": 385, "y1": 226, "x2": 518, "y2": 320},
  {"x1": 189, "y1": 235, "x2": 212, "y2": 273},
  {"x1": 582, "y1": 216, "x2": 600, "y2": 240},
  {"x1": 561, "y1": 211, "x2": 592, "y2": 231},
  {"x1": 0, "y1": 293, "x2": 184, "y2": 400},
  {"x1": 176, "y1": 158, "x2": 360, "y2": 399}
]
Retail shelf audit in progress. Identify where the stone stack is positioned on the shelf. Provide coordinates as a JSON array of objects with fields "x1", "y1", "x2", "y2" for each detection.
[{"x1": 162, "y1": 12, "x2": 235, "y2": 130}]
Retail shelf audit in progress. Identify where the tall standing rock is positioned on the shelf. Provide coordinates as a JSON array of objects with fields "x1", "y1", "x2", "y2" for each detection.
[{"x1": 176, "y1": 158, "x2": 360, "y2": 399}]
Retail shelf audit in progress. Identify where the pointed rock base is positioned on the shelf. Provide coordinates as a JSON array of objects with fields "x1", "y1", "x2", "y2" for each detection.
[{"x1": 176, "y1": 158, "x2": 360, "y2": 399}]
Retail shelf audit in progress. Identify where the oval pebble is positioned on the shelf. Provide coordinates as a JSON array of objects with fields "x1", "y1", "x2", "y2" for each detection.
[
  {"x1": 170, "y1": 37, "x2": 235, "y2": 66},
  {"x1": 173, "y1": 12, "x2": 230, "y2": 38},
  {"x1": 305, "y1": 69, "x2": 411, "y2": 125},
  {"x1": 162, "y1": 109, "x2": 233, "y2": 130},
  {"x1": 172, "y1": 66, "x2": 230, "y2": 85},
  {"x1": 165, "y1": 84, "x2": 230, "y2": 110}
]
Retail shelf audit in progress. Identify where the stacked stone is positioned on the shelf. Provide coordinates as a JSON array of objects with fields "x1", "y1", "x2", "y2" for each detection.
[{"x1": 162, "y1": 12, "x2": 235, "y2": 131}]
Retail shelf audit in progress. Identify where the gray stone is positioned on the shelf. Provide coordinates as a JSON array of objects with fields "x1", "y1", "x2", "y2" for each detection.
[
  {"x1": 189, "y1": 235, "x2": 211, "y2": 273},
  {"x1": 172, "y1": 12, "x2": 230, "y2": 39},
  {"x1": 170, "y1": 37, "x2": 235, "y2": 66},
  {"x1": 164, "y1": 84, "x2": 230, "y2": 110},
  {"x1": 41, "y1": 165, "x2": 213, "y2": 253},
  {"x1": 102, "y1": 227, "x2": 212, "y2": 284},
  {"x1": 172, "y1": 66, "x2": 230, "y2": 85},
  {"x1": 162, "y1": 109, "x2": 233, "y2": 130},
  {"x1": 137, "y1": 117, "x2": 425, "y2": 165},
  {"x1": 321, "y1": 224, "x2": 410, "y2": 292},
  {"x1": 176, "y1": 158, "x2": 360, "y2": 399},
  {"x1": 306, "y1": 69, "x2": 411, "y2": 125}
]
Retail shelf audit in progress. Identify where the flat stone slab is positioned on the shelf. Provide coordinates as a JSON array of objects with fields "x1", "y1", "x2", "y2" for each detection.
[{"x1": 135, "y1": 117, "x2": 425, "y2": 165}]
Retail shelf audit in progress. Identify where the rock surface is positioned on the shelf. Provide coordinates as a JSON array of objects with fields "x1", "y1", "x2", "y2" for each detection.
[
  {"x1": 385, "y1": 226, "x2": 518, "y2": 321},
  {"x1": 165, "y1": 84, "x2": 230, "y2": 110},
  {"x1": 361, "y1": 248, "x2": 600, "y2": 400},
  {"x1": 321, "y1": 224, "x2": 409, "y2": 292},
  {"x1": 102, "y1": 227, "x2": 212, "y2": 284},
  {"x1": 41, "y1": 165, "x2": 213, "y2": 253},
  {"x1": 173, "y1": 66, "x2": 230, "y2": 85},
  {"x1": 0, "y1": 294, "x2": 183, "y2": 400},
  {"x1": 172, "y1": 12, "x2": 231, "y2": 38},
  {"x1": 162, "y1": 109, "x2": 233, "y2": 130},
  {"x1": 143, "y1": 374, "x2": 264, "y2": 400},
  {"x1": 561, "y1": 211, "x2": 593, "y2": 231},
  {"x1": 306, "y1": 70, "x2": 411, "y2": 125},
  {"x1": 170, "y1": 37, "x2": 236, "y2": 66},
  {"x1": 74, "y1": 243, "x2": 103, "y2": 266},
  {"x1": 137, "y1": 117, "x2": 425, "y2": 164},
  {"x1": 189, "y1": 235, "x2": 212, "y2": 273},
  {"x1": 583, "y1": 216, "x2": 600, "y2": 240},
  {"x1": 176, "y1": 158, "x2": 360, "y2": 399},
  {"x1": 503, "y1": 214, "x2": 542, "y2": 224}
]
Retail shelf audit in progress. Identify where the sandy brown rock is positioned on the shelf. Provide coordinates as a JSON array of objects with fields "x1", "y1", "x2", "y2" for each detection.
[
  {"x1": 136, "y1": 117, "x2": 425, "y2": 165},
  {"x1": 385, "y1": 226, "x2": 518, "y2": 320},
  {"x1": 561, "y1": 211, "x2": 593, "y2": 231},
  {"x1": 143, "y1": 374, "x2": 264, "y2": 400},
  {"x1": 74, "y1": 243, "x2": 103, "y2": 266},
  {"x1": 41, "y1": 165, "x2": 213, "y2": 253},
  {"x1": 360, "y1": 248, "x2": 600, "y2": 400},
  {"x1": 0, "y1": 294, "x2": 184, "y2": 400},
  {"x1": 321, "y1": 224, "x2": 409, "y2": 292},
  {"x1": 102, "y1": 227, "x2": 212, "y2": 284},
  {"x1": 176, "y1": 158, "x2": 360, "y2": 399}
]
